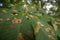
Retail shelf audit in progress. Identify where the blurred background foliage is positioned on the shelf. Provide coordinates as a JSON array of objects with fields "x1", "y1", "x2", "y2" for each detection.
[{"x1": 0, "y1": 0, "x2": 60, "y2": 40}]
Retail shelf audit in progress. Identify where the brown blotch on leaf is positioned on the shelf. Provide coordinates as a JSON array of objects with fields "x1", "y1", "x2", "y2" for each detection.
[
  {"x1": 17, "y1": 33, "x2": 27, "y2": 40},
  {"x1": 2, "y1": 10, "x2": 7, "y2": 14},
  {"x1": 46, "y1": 28, "x2": 55, "y2": 35},
  {"x1": 12, "y1": 18, "x2": 22, "y2": 24},
  {"x1": 35, "y1": 21, "x2": 44, "y2": 33},
  {"x1": 6, "y1": 18, "x2": 10, "y2": 21},
  {"x1": 9, "y1": 4, "x2": 14, "y2": 8},
  {"x1": 51, "y1": 32, "x2": 55, "y2": 36},
  {"x1": 45, "y1": 27, "x2": 51, "y2": 33},
  {"x1": 12, "y1": 10, "x2": 17, "y2": 15},
  {"x1": 48, "y1": 35, "x2": 56, "y2": 40},
  {"x1": 0, "y1": 18, "x2": 3, "y2": 21},
  {"x1": 27, "y1": 31, "x2": 34, "y2": 37},
  {"x1": 53, "y1": 24, "x2": 58, "y2": 31},
  {"x1": 0, "y1": 18, "x2": 3, "y2": 23},
  {"x1": 48, "y1": 35, "x2": 52, "y2": 38},
  {"x1": 53, "y1": 20, "x2": 60, "y2": 31},
  {"x1": 29, "y1": 15, "x2": 36, "y2": 18},
  {"x1": 25, "y1": 7, "x2": 29, "y2": 13},
  {"x1": 56, "y1": 19, "x2": 60, "y2": 24},
  {"x1": 10, "y1": 23, "x2": 18, "y2": 28}
]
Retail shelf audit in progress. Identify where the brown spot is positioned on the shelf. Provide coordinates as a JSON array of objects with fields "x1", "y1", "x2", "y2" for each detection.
[
  {"x1": 35, "y1": 21, "x2": 44, "y2": 33},
  {"x1": 55, "y1": 21, "x2": 60, "y2": 24},
  {"x1": 0, "y1": 18, "x2": 3, "y2": 21},
  {"x1": 45, "y1": 27, "x2": 51, "y2": 33},
  {"x1": 48, "y1": 35, "x2": 56, "y2": 40},
  {"x1": 53, "y1": 24, "x2": 58, "y2": 31},
  {"x1": 6, "y1": 18, "x2": 10, "y2": 21},
  {"x1": 10, "y1": 23, "x2": 18, "y2": 28},
  {"x1": 6, "y1": 17, "x2": 14, "y2": 21},
  {"x1": 25, "y1": 7, "x2": 29, "y2": 13},
  {"x1": 9, "y1": 4, "x2": 14, "y2": 8},
  {"x1": 23, "y1": 35, "x2": 28, "y2": 40},
  {"x1": 12, "y1": 10, "x2": 17, "y2": 15},
  {"x1": 17, "y1": 33, "x2": 27, "y2": 40},
  {"x1": 53, "y1": 20, "x2": 60, "y2": 31},
  {"x1": 2, "y1": 10, "x2": 7, "y2": 13},
  {"x1": 56, "y1": 19, "x2": 60, "y2": 24},
  {"x1": 27, "y1": 31, "x2": 34, "y2": 36},
  {"x1": 15, "y1": 14, "x2": 18, "y2": 15},
  {"x1": 51, "y1": 32, "x2": 55, "y2": 36},
  {"x1": 48, "y1": 35, "x2": 52, "y2": 38},
  {"x1": 0, "y1": 18, "x2": 3, "y2": 23},
  {"x1": 17, "y1": 33, "x2": 24, "y2": 40},
  {"x1": 13, "y1": 10, "x2": 17, "y2": 13},
  {"x1": 29, "y1": 15, "x2": 36, "y2": 18},
  {"x1": 12, "y1": 18, "x2": 22, "y2": 24}
]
